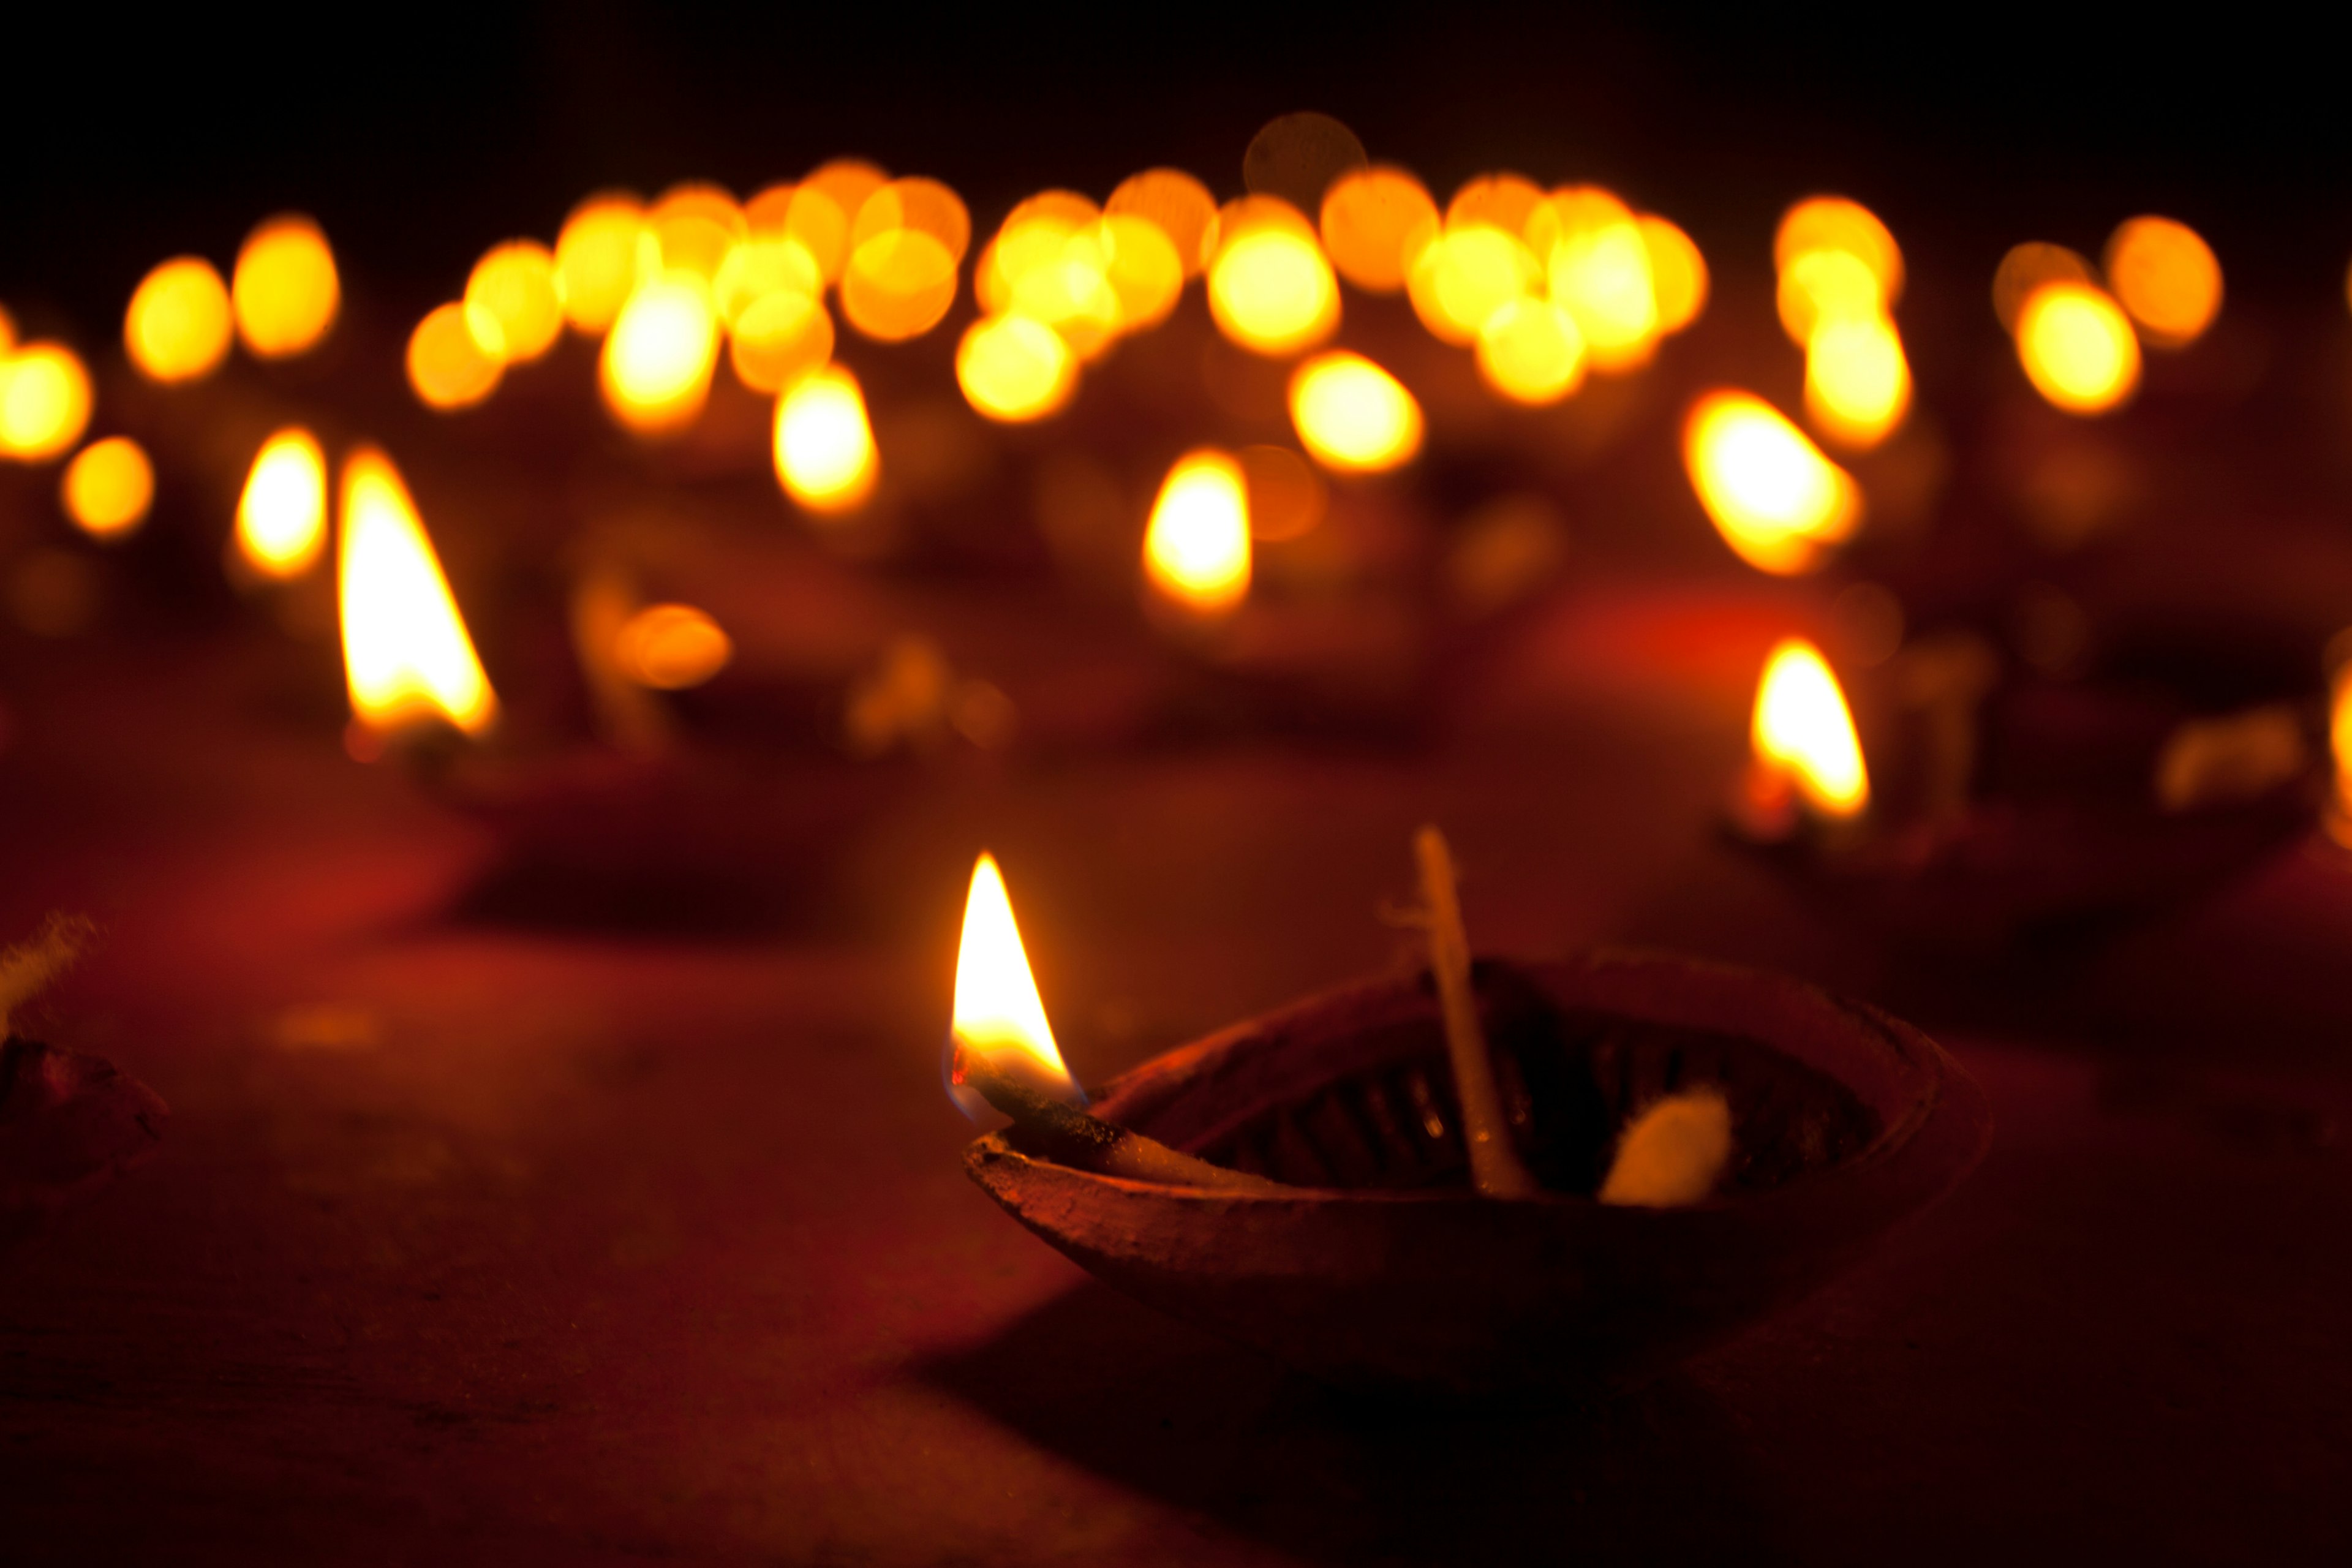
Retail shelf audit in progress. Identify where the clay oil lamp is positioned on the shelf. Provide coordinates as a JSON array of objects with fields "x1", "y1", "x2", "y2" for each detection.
[{"x1": 948, "y1": 829, "x2": 1988, "y2": 1403}]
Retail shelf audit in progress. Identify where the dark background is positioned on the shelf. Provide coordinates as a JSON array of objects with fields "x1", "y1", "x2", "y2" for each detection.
[{"x1": 5, "y1": 3, "x2": 2350, "y2": 330}]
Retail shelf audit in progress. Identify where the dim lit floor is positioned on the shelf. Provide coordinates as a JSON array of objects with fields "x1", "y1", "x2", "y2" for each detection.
[{"x1": 2, "y1": 582, "x2": 2348, "y2": 1564}]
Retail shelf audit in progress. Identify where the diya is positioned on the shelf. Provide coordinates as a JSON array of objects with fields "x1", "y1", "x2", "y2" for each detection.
[{"x1": 951, "y1": 831, "x2": 1989, "y2": 1403}]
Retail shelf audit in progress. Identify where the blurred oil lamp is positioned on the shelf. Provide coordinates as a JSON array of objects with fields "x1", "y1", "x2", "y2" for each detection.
[
  {"x1": 407, "y1": 303, "x2": 505, "y2": 411},
  {"x1": 956, "y1": 828, "x2": 1989, "y2": 1400},
  {"x1": 1207, "y1": 197, "x2": 1339, "y2": 356},
  {"x1": 336, "y1": 447, "x2": 497, "y2": 760},
  {"x1": 2015, "y1": 281, "x2": 2140, "y2": 413},
  {"x1": 1776, "y1": 197, "x2": 1909, "y2": 449},
  {"x1": 1683, "y1": 390, "x2": 1860, "y2": 573},
  {"x1": 1545, "y1": 186, "x2": 1659, "y2": 372},
  {"x1": 1476, "y1": 297, "x2": 1587, "y2": 405},
  {"x1": 1287, "y1": 351, "x2": 1422, "y2": 473},
  {"x1": 774, "y1": 365, "x2": 878, "y2": 514},
  {"x1": 1106, "y1": 168, "x2": 1220, "y2": 279},
  {"x1": 59, "y1": 437, "x2": 154, "y2": 541},
  {"x1": 1732, "y1": 638, "x2": 1870, "y2": 842},
  {"x1": 2103, "y1": 216, "x2": 2222, "y2": 350},
  {"x1": 601, "y1": 273, "x2": 720, "y2": 434},
  {"x1": 231, "y1": 215, "x2": 339, "y2": 358},
  {"x1": 464, "y1": 242, "x2": 565, "y2": 366},
  {"x1": 840, "y1": 176, "x2": 968, "y2": 343},
  {"x1": 956, "y1": 313, "x2": 1077, "y2": 423},
  {"x1": 0, "y1": 342, "x2": 94, "y2": 462},
  {"x1": 1142, "y1": 448, "x2": 1252, "y2": 620},
  {"x1": 124, "y1": 258, "x2": 232, "y2": 385},
  {"x1": 1319, "y1": 165, "x2": 1439, "y2": 293},
  {"x1": 554, "y1": 194, "x2": 652, "y2": 334},
  {"x1": 233, "y1": 428, "x2": 328, "y2": 582}
]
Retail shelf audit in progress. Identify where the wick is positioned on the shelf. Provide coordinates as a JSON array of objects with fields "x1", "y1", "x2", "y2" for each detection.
[{"x1": 1411, "y1": 826, "x2": 1540, "y2": 1200}]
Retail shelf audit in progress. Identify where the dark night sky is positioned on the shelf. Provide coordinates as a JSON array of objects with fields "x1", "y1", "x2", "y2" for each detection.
[{"x1": 5, "y1": 4, "x2": 2350, "y2": 328}]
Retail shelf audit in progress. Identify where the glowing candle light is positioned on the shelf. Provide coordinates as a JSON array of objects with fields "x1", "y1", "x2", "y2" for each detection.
[
  {"x1": 337, "y1": 448, "x2": 497, "y2": 739},
  {"x1": 1207, "y1": 200, "x2": 1338, "y2": 356},
  {"x1": 2016, "y1": 281, "x2": 2140, "y2": 415},
  {"x1": 774, "y1": 365, "x2": 877, "y2": 514},
  {"x1": 1751, "y1": 638, "x2": 1869, "y2": 818},
  {"x1": 600, "y1": 273, "x2": 720, "y2": 433},
  {"x1": 1991, "y1": 242, "x2": 2093, "y2": 333},
  {"x1": 232, "y1": 215, "x2": 340, "y2": 358},
  {"x1": 614, "y1": 603, "x2": 733, "y2": 689},
  {"x1": 124, "y1": 257, "x2": 233, "y2": 384},
  {"x1": 1683, "y1": 390, "x2": 1860, "y2": 575},
  {"x1": 2333, "y1": 661, "x2": 2352, "y2": 839},
  {"x1": 1288, "y1": 351, "x2": 1422, "y2": 472},
  {"x1": 2103, "y1": 216, "x2": 2222, "y2": 349},
  {"x1": 1776, "y1": 197, "x2": 1902, "y2": 307},
  {"x1": 1638, "y1": 214, "x2": 1708, "y2": 334},
  {"x1": 464, "y1": 241, "x2": 564, "y2": 364},
  {"x1": 235, "y1": 427, "x2": 329, "y2": 580},
  {"x1": 728, "y1": 289, "x2": 833, "y2": 394},
  {"x1": 1098, "y1": 214, "x2": 1184, "y2": 334},
  {"x1": 1406, "y1": 225, "x2": 1539, "y2": 345},
  {"x1": 1476, "y1": 297, "x2": 1587, "y2": 405},
  {"x1": 1546, "y1": 186, "x2": 1658, "y2": 371},
  {"x1": 1143, "y1": 449, "x2": 1251, "y2": 616},
  {"x1": 406, "y1": 303, "x2": 505, "y2": 410},
  {"x1": 841, "y1": 228, "x2": 960, "y2": 342},
  {"x1": 554, "y1": 194, "x2": 650, "y2": 334},
  {"x1": 949, "y1": 852, "x2": 1080, "y2": 1110},
  {"x1": 1776, "y1": 249, "x2": 1884, "y2": 343},
  {"x1": 1320, "y1": 165, "x2": 1439, "y2": 293},
  {"x1": 1804, "y1": 314, "x2": 1912, "y2": 449},
  {"x1": 1106, "y1": 168, "x2": 1220, "y2": 279},
  {"x1": 713, "y1": 235, "x2": 823, "y2": 329},
  {"x1": 0, "y1": 344, "x2": 94, "y2": 462},
  {"x1": 649, "y1": 183, "x2": 748, "y2": 287},
  {"x1": 957, "y1": 314, "x2": 1077, "y2": 422},
  {"x1": 60, "y1": 437, "x2": 154, "y2": 539}
]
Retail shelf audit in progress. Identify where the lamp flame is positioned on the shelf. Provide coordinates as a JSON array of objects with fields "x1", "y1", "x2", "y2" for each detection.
[
  {"x1": 1144, "y1": 449, "x2": 1251, "y2": 617},
  {"x1": 1751, "y1": 638, "x2": 1869, "y2": 818},
  {"x1": 949, "y1": 852, "x2": 1080, "y2": 1115},
  {"x1": 2333, "y1": 662, "x2": 2352, "y2": 840},
  {"x1": 337, "y1": 448, "x2": 497, "y2": 739},
  {"x1": 1683, "y1": 391, "x2": 1860, "y2": 574},
  {"x1": 236, "y1": 427, "x2": 328, "y2": 579}
]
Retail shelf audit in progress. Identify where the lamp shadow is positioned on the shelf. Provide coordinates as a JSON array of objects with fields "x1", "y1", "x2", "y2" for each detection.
[{"x1": 921, "y1": 1280, "x2": 1787, "y2": 1566}]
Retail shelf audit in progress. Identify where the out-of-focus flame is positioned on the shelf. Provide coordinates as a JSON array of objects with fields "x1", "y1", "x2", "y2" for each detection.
[
  {"x1": 1546, "y1": 187, "x2": 1657, "y2": 371},
  {"x1": 236, "y1": 427, "x2": 328, "y2": 579},
  {"x1": 554, "y1": 194, "x2": 650, "y2": 334},
  {"x1": 1476, "y1": 297, "x2": 1586, "y2": 405},
  {"x1": 1776, "y1": 249, "x2": 1884, "y2": 342},
  {"x1": 802, "y1": 160, "x2": 890, "y2": 277},
  {"x1": 0, "y1": 343, "x2": 94, "y2": 462},
  {"x1": 2333, "y1": 661, "x2": 2352, "y2": 837},
  {"x1": 232, "y1": 216, "x2": 339, "y2": 359},
  {"x1": 61, "y1": 437, "x2": 153, "y2": 539},
  {"x1": 337, "y1": 448, "x2": 496, "y2": 737},
  {"x1": 1207, "y1": 200, "x2": 1338, "y2": 356},
  {"x1": 649, "y1": 183, "x2": 747, "y2": 286},
  {"x1": 1992, "y1": 242, "x2": 2093, "y2": 333},
  {"x1": 774, "y1": 364, "x2": 877, "y2": 514},
  {"x1": 466, "y1": 242, "x2": 564, "y2": 364},
  {"x1": 1099, "y1": 214, "x2": 1183, "y2": 333},
  {"x1": 1776, "y1": 198, "x2": 1902, "y2": 307},
  {"x1": 125, "y1": 257, "x2": 233, "y2": 383},
  {"x1": 1144, "y1": 448, "x2": 1251, "y2": 616},
  {"x1": 614, "y1": 603, "x2": 732, "y2": 690},
  {"x1": 957, "y1": 314, "x2": 1076, "y2": 422},
  {"x1": 1288, "y1": 351, "x2": 1422, "y2": 472},
  {"x1": 1683, "y1": 390, "x2": 1860, "y2": 575},
  {"x1": 1407, "y1": 224, "x2": 1538, "y2": 345},
  {"x1": 1804, "y1": 314, "x2": 1911, "y2": 449},
  {"x1": 841, "y1": 228, "x2": 960, "y2": 341},
  {"x1": 2103, "y1": 216, "x2": 2222, "y2": 350},
  {"x1": 1106, "y1": 168, "x2": 1219, "y2": 278},
  {"x1": 1638, "y1": 214, "x2": 1708, "y2": 334},
  {"x1": 950, "y1": 851, "x2": 1079, "y2": 1106},
  {"x1": 2016, "y1": 281, "x2": 2139, "y2": 415},
  {"x1": 0, "y1": 303, "x2": 15, "y2": 357},
  {"x1": 1752, "y1": 638, "x2": 1869, "y2": 817},
  {"x1": 1320, "y1": 165, "x2": 1439, "y2": 293},
  {"x1": 601, "y1": 273, "x2": 719, "y2": 433},
  {"x1": 728, "y1": 289, "x2": 833, "y2": 394},
  {"x1": 407, "y1": 303, "x2": 505, "y2": 410}
]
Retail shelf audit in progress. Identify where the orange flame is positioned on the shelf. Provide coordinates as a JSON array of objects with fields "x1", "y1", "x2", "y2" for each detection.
[
  {"x1": 1144, "y1": 449, "x2": 1251, "y2": 616},
  {"x1": 1752, "y1": 639, "x2": 1869, "y2": 818},
  {"x1": 235, "y1": 427, "x2": 329, "y2": 580},
  {"x1": 2333, "y1": 662, "x2": 2352, "y2": 839},
  {"x1": 337, "y1": 448, "x2": 497, "y2": 738},
  {"x1": 1683, "y1": 391, "x2": 1860, "y2": 574},
  {"x1": 950, "y1": 852, "x2": 1079, "y2": 1106}
]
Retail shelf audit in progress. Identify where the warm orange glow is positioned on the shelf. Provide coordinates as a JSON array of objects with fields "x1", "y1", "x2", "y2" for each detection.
[
  {"x1": 61, "y1": 437, "x2": 154, "y2": 539},
  {"x1": 465, "y1": 241, "x2": 564, "y2": 363},
  {"x1": 1476, "y1": 297, "x2": 1587, "y2": 405},
  {"x1": 1776, "y1": 197, "x2": 1902, "y2": 305},
  {"x1": 840, "y1": 228, "x2": 960, "y2": 341},
  {"x1": 0, "y1": 344, "x2": 94, "y2": 462},
  {"x1": 2104, "y1": 216, "x2": 2222, "y2": 349},
  {"x1": 778, "y1": 186, "x2": 851, "y2": 285},
  {"x1": 1238, "y1": 444, "x2": 1327, "y2": 541},
  {"x1": 1447, "y1": 174, "x2": 1548, "y2": 249},
  {"x1": 1106, "y1": 168, "x2": 1220, "y2": 277},
  {"x1": 1545, "y1": 187, "x2": 1657, "y2": 371},
  {"x1": 803, "y1": 160, "x2": 889, "y2": 266},
  {"x1": 235, "y1": 427, "x2": 328, "y2": 579},
  {"x1": 1099, "y1": 214, "x2": 1184, "y2": 333},
  {"x1": 649, "y1": 183, "x2": 747, "y2": 285},
  {"x1": 1776, "y1": 248, "x2": 1884, "y2": 342},
  {"x1": 124, "y1": 257, "x2": 232, "y2": 383},
  {"x1": 1406, "y1": 224, "x2": 1539, "y2": 344},
  {"x1": 1752, "y1": 638, "x2": 1869, "y2": 816},
  {"x1": 337, "y1": 448, "x2": 497, "y2": 737},
  {"x1": 1683, "y1": 390, "x2": 1860, "y2": 574},
  {"x1": 1288, "y1": 351, "x2": 1422, "y2": 472},
  {"x1": 1639, "y1": 214, "x2": 1708, "y2": 333},
  {"x1": 957, "y1": 314, "x2": 1077, "y2": 422},
  {"x1": 727, "y1": 288, "x2": 832, "y2": 394},
  {"x1": 232, "y1": 216, "x2": 340, "y2": 358},
  {"x1": 852, "y1": 177, "x2": 971, "y2": 264},
  {"x1": 1319, "y1": 165, "x2": 1439, "y2": 293},
  {"x1": 951, "y1": 852, "x2": 1078, "y2": 1100},
  {"x1": 2016, "y1": 282, "x2": 2140, "y2": 415},
  {"x1": 1992, "y1": 243, "x2": 2093, "y2": 333},
  {"x1": 774, "y1": 365, "x2": 877, "y2": 514},
  {"x1": 0, "y1": 303, "x2": 13, "y2": 356},
  {"x1": 554, "y1": 194, "x2": 650, "y2": 333},
  {"x1": 1207, "y1": 200, "x2": 1338, "y2": 356},
  {"x1": 406, "y1": 303, "x2": 505, "y2": 410},
  {"x1": 981, "y1": 203, "x2": 1124, "y2": 358},
  {"x1": 614, "y1": 603, "x2": 732, "y2": 689},
  {"x1": 1144, "y1": 448, "x2": 1251, "y2": 616},
  {"x1": 1805, "y1": 314, "x2": 1911, "y2": 449},
  {"x1": 2334, "y1": 662, "x2": 2352, "y2": 830},
  {"x1": 712, "y1": 235, "x2": 823, "y2": 328},
  {"x1": 600, "y1": 273, "x2": 719, "y2": 433}
]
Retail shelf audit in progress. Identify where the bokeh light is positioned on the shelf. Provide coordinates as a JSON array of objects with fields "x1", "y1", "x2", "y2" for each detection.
[
  {"x1": 615, "y1": 603, "x2": 733, "y2": 689},
  {"x1": 1776, "y1": 197, "x2": 1902, "y2": 304},
  {"x1": 728, "y1": 289, "x2": 833, "y2": 394},
  {"x1": 1992, "y1": 242, "x2": 2093, "y2": 333},
  {"x1": 1207, "y1": 199, "x2": 1338, "y2": 356},
  {"x1": 774, "y1": 364, "x2": 878, "y2": 514},
  {"x1": 841, "y1": 228, "x2": 960, "y2": 342},
  {"x1": 852, "y1": 178, "x2": 971, "y2": 264},
  {"x1": 713, "y1": 235, "x2": 824, "y2": 328},
  {"x1": 555, "y1": 194, "x2": 650, "y2": 333},
  {"x1": 1099, "y1": 214, "x2": 1184, "y2": 333},
  {"x1": 0, "y1": 344, "x2": 94, "y2": 461},
  {"x1": 1447, "y1": 174, "x2": 1549, "y2": 252},
  {"x1": 1804, "y1": 314, "x2": 1910, "y2": 449},
  {"x1": 339, "y1": 448, "x2": 497, "y2": 737},
  {"x1": 1683, "y1": 390, "x2": 1860, "y2": 575},
  {"x1": 800, "y1": 160, "x2": 889, "y2": 280},
  {"x1": 1776, "y1": 248, "x2": 1883, "y2": 343},
  {"x1": 1752, "y1": 638, "x2": 1869, "y2": 816},
  {"x1": 1476, "y1": 297, "x2": 1587, "y2": 405},
  {"x1": 957, "y1": 314, "x2": 1077, "y2": 422},
  {"x1": 1319, "y1": 166, "x2": 1439, "y2": 293},
  {"x1": 2016, "y1": 281, "x2": 2141, "y2": 414},
  {"x1": 465, "y1": 242, "x2": 564, "y2": 363},
  {"x1": 649, "y1": 183, "x2": 747, "y2": 286},
  {"x1": 61, "y1": 437, "x2": 154, "y2": 539},
  {"x1": 1289, "y1": 351, "x2": 1423, "y2": 472},
  {"x1": 600, "y1": 273, "x2": 719, "y2": 433},
  {"x1": 407, "y1": 303, "x2": 504, "y2": 411},
  {"x1": 1406, "y1": 225, "x2": 1539, "y2": 345},
  {"x1": 2103, "y1": 216, "x2": 2222, "y2": 349},
  {"x1": 236, "y1": 427, "x2": 329, "y2": 580},
  {"x1": 232, "y1": 215, "x2": 340, "y2": 358},
  {"x1": 1144, "y1": 449, "x2": 1251, "y2": 616},
  {"x1": 125, "y1": 258, "x2": 233, "y2": 383},
  {"x1": 1546, "y1": 187, "x2": 1658, "y2": 371},
  {"x1": 1106, "y1": 168, "x2": 1220, "y2": 277},
  {"x1": 1638, "y1": 214, "x2": 1708, "y2": 334}
]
